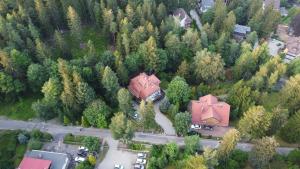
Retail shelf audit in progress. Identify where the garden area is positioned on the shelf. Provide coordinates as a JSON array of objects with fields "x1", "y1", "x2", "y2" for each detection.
[{"x1": 0, "y1": 129, "x2": 52, "y2": 169}]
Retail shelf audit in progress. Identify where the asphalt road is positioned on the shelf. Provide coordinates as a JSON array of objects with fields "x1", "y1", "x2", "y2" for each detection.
[{"x1": 0, "y1": 119, "x2": 295, "y2": 155}]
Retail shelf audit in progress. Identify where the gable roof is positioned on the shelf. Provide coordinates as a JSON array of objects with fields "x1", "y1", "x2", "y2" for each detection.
[
  {"x1": 264, "y1": 0, "x2": 280, "y2": 10},
  {"x1": 18, "y1": 157, "x2": 51, "y2": 169},
  {"x1": 200, "y1": 0, "x2": 215, "y2": 12},
  {"x1": 173, "y1": 8, "x2": 192, "y2": 28},
  {"x1": 128, "y1": 73, "x2": 161, "y2": 100},
  {"x1": 234, "y1": 24, "x2": 251, "y2": 35},
  {"x1": 286, "y1": 37, "x2": 300, "y2": 57},
  {"x1": 25, "y1": 150, "x2": 69, "y2": 169},
  {"x1": 190, "y1": 94, "x2": 230, "y2": 126}
]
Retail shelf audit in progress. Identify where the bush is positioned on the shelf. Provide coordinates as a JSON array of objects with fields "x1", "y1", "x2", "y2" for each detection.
[
  {"x1": 159, "y1": 98, "x2": 170, "y2": 113},
  {"x1": 88, "y1": 155, "x2": 96, "y2": 165},
  {"x1": 42, "y1": 132, "x2": 53, "y2": 141},
  {"x1": 63, "y1": 133, "x2": 86, "y2": 144},
  {"x1": 75, "y1": 161, "x2": 94, "y2": 169},
  {"x1": 18, "y1": 133, "x2": 29, "y2": 144},
  {"x1": 28, "y1": 139, "x2": 42, "y2": 150},
  {"x1": 30, "y1": 129, "x2": 43, "y2": 140},
  {"x1": 287, "y1": 149, "x2": 300, "y2": 166},
  {"x1": 83, "y1": 136, "x2": 100, "y2": 152},
  {"x1": 128, "y1": 143, "x2": 146, "y2": 150}
]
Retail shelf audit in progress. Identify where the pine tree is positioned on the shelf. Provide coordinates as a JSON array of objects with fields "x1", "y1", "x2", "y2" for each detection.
[
  {"x1": 58, "y1": 59, "x2": 76, "y2": 109},
  {"x1": 67, "y1": 6, "x2": 82, "y2": 41},
  {"x1": 35, "y1": 38, "x2": 51, "y2": 61},
  {"x1": 46, "y1": 0, "x2": 63, "y2": 27},
  {"x1": 176, "y1": 60, "x2": 190, "y2": 80},
  {"x1": 54, "y1": 30, "x2": 70, "y2": 58},
  {"x1": 35, "y1": 0, "x2": 51, "y2": 33},
  {"x1": 101, "y1": 66, "x2": 120, "y2": 104}
]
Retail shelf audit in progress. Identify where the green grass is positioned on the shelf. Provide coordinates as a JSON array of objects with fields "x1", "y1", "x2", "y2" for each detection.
[
  {"x1": 14, "y1": 144, "x2": 27, "y2": 167},
  {"x1": 0, "y1": 95, "x2": 40, "y2": 120},
  {"x1": 261, "y1": 92, "x2": 282, "y2": 111},
  {"x1": 64, "y1": 26, "x2": 108, "y2": 59},
  {"x1": 0, "y1": 130, "x2": 25, "y2": 169},
  {"x1": 281, "y1": 16, "x2": 292, "y2": 25}
]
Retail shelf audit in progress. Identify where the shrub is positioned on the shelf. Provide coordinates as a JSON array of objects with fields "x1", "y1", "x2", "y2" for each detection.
[
  {"x1": 287, "y1": 149, "x2": 300, "y2": 166},
  {"x1": 83, "y1": 136, "x2": 100, "y2": 152},
  {"x1": 18, "y1": 133, "x2": 29, "y2": 144},
  {"x1": 159, "y1": 98, "x2": 170, "y2": 113},
  {"x1": 88, "y1": 155, "x2": 96, "y2": 165},
  {"x1": 42, "y1": 132, "x2": 53, "y2": 141},
  {"x1": 30, "y1": 129, "x2": 43, "y2": 140},
  {"x1": 28, "y1": 139, "x2": 42, "y2": 150},
  {"x1": 128, "y1": 143, "x2": 146, "y2": 150}
]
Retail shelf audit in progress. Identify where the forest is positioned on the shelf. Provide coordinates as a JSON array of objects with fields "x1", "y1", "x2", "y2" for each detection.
[{"x1": 0, "y1": 0, "x2": 300, "y2": 168}]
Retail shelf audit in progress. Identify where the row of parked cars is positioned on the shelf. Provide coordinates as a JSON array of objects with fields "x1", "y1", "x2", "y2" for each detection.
[
  {"x1": 114, "y1": 152, "x2": 147, "y2": 169},
  {"x1": 134, "y1": 152, "x2": 147, "y2": 169},
  {"x1": 190, "y1": 124, "x2": 213, "y2": 131}
]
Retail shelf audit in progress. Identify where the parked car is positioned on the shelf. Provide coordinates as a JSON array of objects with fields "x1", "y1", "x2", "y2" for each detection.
[
  {"x1": 137, "y1": 153, "x2": 147, "y2": 159},
  {"x1": 187, "y1": 130, "x2": 201, "y2": 136},
  {"x1": 74, "y1": 156, "x2": 85, "y2": 163},
  {"x1": 134, "y1": 164, "x2": 145, "y2": 169},
  {"x1": 202, "y1": 125, "x2": 213, "y2": 131},
  {"x1": 190, "y1": 124, "x2": 201, "y2": 130},
  {"x1": 78, "y1": 146, "x2": 88, "y2": 152},
  {"x1": 136, "y1": 158, "x2": 147, "y2": 165},
  {"x1": 77, "y1": 149, "x2": 87, "y2": 157},
  {"x1": 114, "y1": 164, "x2": 124, "y2": 169}
]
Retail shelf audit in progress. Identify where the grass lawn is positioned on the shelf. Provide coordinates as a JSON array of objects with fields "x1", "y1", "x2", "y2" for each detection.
[
  {"x1": 64, "y1": 26, "x2": 108, "y2": 59},
  {"x1": 275, "y1": 135, "x2": 300, "y2": 148},
  {"x1": 0, "y1": 130, "x2": 26, "y2": 169},
  {"x1": 0, "y1": 95, "x2": 41, "y2": 120},
  {"x1": 261, "y1": 92, "x2": 282, "y2": 111}
]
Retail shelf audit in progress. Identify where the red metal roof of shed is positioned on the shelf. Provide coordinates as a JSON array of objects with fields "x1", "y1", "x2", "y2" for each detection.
[{"x1": 18, "y1": 157, "x2": 51, "y2": 169}]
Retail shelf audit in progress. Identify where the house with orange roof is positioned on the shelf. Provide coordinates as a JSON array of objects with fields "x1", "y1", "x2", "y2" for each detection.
[
  {"x1": 189, "y1": 94, "x2": 230, "y2": 127},
  {"x1": 128, "y1": 73, "x2": 162, "y2": 102}
]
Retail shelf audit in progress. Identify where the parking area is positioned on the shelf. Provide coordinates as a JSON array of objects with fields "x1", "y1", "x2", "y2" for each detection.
[
  {"x1": 42, "y1": 137, "x2": 79, "y2": 169},
  {"x1": 98, "y1": 138, "x2": 147, "y2": 169}
]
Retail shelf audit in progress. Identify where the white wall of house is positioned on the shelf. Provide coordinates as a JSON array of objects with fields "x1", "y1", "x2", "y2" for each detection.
[{"x1": 146, "y1": 90, "x2": 161, "y2": 102}]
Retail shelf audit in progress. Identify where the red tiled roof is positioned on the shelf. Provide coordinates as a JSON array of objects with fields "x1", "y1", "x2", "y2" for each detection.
[
  {"x1": 128, "y1": 73, "x2": 161, "y2": 100},
  {"x1": 18, "y1": 157, "x2": 51, "y2": 169},
  {"x1": 190, "y1": 94, "x2": 230, "y2": 126}
]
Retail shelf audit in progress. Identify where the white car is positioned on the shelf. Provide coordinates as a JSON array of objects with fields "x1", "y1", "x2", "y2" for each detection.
[
  {"x1": 137, "y1": 153, "x2": 147, "y2": 159},
  {"x1": 134, "y1": 164, "x2": 145, "y2": 169},
  {"x1": 78, "y1": 146, "x2": 88, "y2": 152},
  {"x1": 136, "y1": 158, "x2": 147, "y2": 165},
  {"x1": 114, "y1": 164, "x2": 124, "y2": 169},
  {"x1": 75, "y1": 156, "x2": 85, "y2": 162},
  {"x1": 190, "y1": 124, "x2": 201, "y2": 130}
]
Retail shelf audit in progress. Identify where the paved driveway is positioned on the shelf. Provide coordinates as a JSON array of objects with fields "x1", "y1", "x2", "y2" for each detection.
[
  {"x1": 153, "y1": 101, "x2": 176, "y2": 136},
  {"x1": 132, "y1": 100, "x2": 176, "y2": 136},
  {"x1": 98, "y1": 138, "x2": 137, "y2": 169}
]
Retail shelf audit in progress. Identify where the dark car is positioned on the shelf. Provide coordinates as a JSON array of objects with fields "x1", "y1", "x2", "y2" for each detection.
[
  {"x1": 203, "y1": 125, "x2": 213, "y2": 131},
  {"x1": 77, "y1": 149, "x2": 87, "y2": 157},
  {"x1": 187, "y1": 130, "x2": 202, "y2": 137}
]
